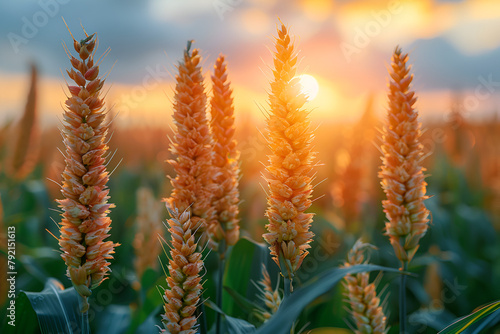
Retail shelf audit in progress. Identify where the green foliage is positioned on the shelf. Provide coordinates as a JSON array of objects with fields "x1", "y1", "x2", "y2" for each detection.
[
  {"x1": 1, "y1": 149, "x2": 499, "y2": 333},
  {"x1": 2, "y1": 279, "x2": 89, "y2": 334},
  {"x1": 438, "y1": 301, "x2": 500, "y2": 334}
]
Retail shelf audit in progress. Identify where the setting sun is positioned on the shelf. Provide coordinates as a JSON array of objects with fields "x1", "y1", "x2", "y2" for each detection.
[{"x1": 296, "y1": 74, "x2": 319, "y2": 101}]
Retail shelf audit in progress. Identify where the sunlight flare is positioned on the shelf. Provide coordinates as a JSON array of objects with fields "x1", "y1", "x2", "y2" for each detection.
[{"x1": 296, "y1": 74, "x2": 319, "y2": 101}]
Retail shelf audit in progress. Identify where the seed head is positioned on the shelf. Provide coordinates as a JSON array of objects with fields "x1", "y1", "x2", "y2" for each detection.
[
  {"x1": 343, "y1": 239, "x2": 387, "y2": 334},
  {"x1": 208, "y1": 54, "x2": 240, "y2": 250},
  {"x1": 379, "y1": 46, "x2": 430, "y2": 265},
  {"x1": 161, "y1": 207, "x2": 203, "y2": 334},
  {"x1": 263, "y1": 22, "x2": 316, "y2": 280},
  {"x1": 57, "y1": 29, "x2": 118, "y2": 311},
  {"x1": 165, "y1": 41, "x2": 216, "y2": 246}
]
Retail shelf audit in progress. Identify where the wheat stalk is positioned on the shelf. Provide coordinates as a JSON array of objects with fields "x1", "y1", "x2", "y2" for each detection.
[
  {"x1": 160, "y1": 207, "x2": 203, "y2": 334},
  {"x1": 208, "y1": 54, "x2": 240, "y2": 250},
  {"x1": 57, "y1": 27, "x2": 118, "y2": 312},
  {"x1": 133, "y1": 187, "x2": 164, "y2": 280},
  {"x1": 343, "y1": 239, "x2": 387, "y2": 334},
  {"x1": 164, "y1": 41, "x2": 216, "y2": 246},
  {"x1": 379, "y1": 46, "x2": 430, "y2": 266},
  {"x1": 263, "y1": 22, "x2": 316, "y2": 283},
  {"x1": 5, "y1": 63, "x2": 40, "y2": 179}
]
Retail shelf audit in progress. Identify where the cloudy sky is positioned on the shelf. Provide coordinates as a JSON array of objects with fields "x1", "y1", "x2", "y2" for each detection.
[{"x1": 1, "y1": 0, "x2": 500, "y2": 127}]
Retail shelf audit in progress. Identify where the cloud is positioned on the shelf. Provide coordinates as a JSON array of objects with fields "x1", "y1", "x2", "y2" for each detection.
[{"x1": 409, "y1": 37, "x2": 500, "y2": 91}]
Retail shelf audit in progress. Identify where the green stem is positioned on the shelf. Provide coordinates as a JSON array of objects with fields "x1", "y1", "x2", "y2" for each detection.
[
  {"x1": 400, "y1": 261, "x2": 408, "y2": 334},
  {"x1": 198, "y1": 302, "x2": 208, "y2": 334},
  {"x1": 283, "y1": 277, "x2": 292, "y2": 299},
  {"x1": 216, "y1": 239, "x2": 226, "y2": 334}
]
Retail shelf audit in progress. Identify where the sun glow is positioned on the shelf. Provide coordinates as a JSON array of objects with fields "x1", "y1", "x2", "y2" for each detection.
[{"x1": 296, "y1": 74, "x2": 319, "y2": 101}]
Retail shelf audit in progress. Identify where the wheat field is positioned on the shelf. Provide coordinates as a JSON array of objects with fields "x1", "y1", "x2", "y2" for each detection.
[{"x1": 1, "y1": 2, "x2": 500, "y2": 334}]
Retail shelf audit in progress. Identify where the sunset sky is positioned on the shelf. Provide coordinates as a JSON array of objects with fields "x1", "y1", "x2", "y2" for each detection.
[{"x1": 1, "y1": 0, "x2": 500, "y2": 128}]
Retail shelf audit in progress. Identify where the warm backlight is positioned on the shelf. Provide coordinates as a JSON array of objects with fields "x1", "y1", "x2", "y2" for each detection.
[{"x1": 296, "y1": 74, "x2": 319, "y2": 101}]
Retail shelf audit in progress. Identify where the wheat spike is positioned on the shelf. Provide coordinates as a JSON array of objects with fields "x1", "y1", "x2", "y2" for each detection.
[
  {"x1": 208, "y1": 54, "x2": 241, "y2": 250},
  {"x1": 343, "y1": 239, "x2": 388, "y2": 334},
  {"x1": 57, "y1": 28, "x2": 118, "y2": 311},
  {"x1": 263, "y1": 22, "x2": 316, "y2": 280},
  {"x1": 161, "y1": 207, "x2": 203, "y2": 334},
  {"x1": 164, "y1": 41, "x2": 216, "y2": 246},
  {"x1": 257, "y1": 264, "x2": 282, "y2": 321},
  {"x1": 379, "y1": 46, "x2": 430, "y2": 265}
]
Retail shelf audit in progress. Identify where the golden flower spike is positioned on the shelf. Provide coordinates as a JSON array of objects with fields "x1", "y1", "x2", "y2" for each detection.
[
  {"x1": 161, "y1": 207, "x2": 203, "y2": 334},
  {"x1": 343, "y1": 239, "x2": 388, "y2": 334},
  {"x1": 165, "y1": 41, "x2": 216, "y2": 246},
  {"x1": 379, "y1": 46, "x2": 430, "y2": 266},
  {"x1": 263, "y1": 22, "x2": 316, "y2": 283},
  {"x1": 57, "y1": 25, "x2": 118, "y2": 312},
  {"x1": 208, "y1": 54, "x2": 240, "y2": 250}
]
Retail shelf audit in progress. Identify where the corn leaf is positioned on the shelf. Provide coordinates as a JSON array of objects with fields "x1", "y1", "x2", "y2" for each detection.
[
  {"x1": 438, "y1": 300, "x2": 500, "y2": 333},
  {"x1": 2, "y1": 286, "x2": 38, "y2": 334},
  {"x1": 223, "y1": 237, "x2": 275, "y2": 319},
  {"x1": 16, "y1": 278, "x2": 89, "y2": 334},
  {"x1": 223, "y1": 286, "x2": 266, "y2": 317},
  {"x1": 205, "y1": 300, "x2": 257, "y2": 334},
  {"x1": 256, "y1": 264, "x2": 402, "y2": 334}
]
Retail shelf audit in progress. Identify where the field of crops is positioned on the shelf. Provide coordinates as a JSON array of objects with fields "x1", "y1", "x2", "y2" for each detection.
[{"x1": 1, "y1": 3, "x2": 500, "y2": 334}]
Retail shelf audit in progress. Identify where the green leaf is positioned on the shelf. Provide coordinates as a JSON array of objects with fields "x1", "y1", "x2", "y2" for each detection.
[
  {"x1": 205, "y1": 300, "x2": 256, "y2": 334},
  {"x1": 223, "y1": 286, "x2": 266, "y2": 316},
  {"x1": 96, "y1": 305, "x2": 131, "y2": 334},
  {"x1": 256, "y1": 264, "x2": 402, "y2": 333},
  {"x1": 469, "y1": 308, "x2": 500, "y2": 333},
  {"x1": 1, "y1": 287, "x2": 38, "y2": 334},
  {"x1": 408, "y1": 308, "x2": 457, "y2": 332},
  {"x1": 438, "y1": 301, "x2": 500, "y2": 334},
  {"x1": 226, "y1": 315, "x2": 257, "y2": 334},
  {"x1": 12, "y1": 278, "x2": 90, "y2": 334},
  {"x1": 223, "y1": 237, "x2": 271, "y2": 319}
]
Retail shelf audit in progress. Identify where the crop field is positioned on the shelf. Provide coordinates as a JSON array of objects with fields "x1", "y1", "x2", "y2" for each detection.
[{"x1": 1, "y1": 1, "x2": 500, "y2": 334}]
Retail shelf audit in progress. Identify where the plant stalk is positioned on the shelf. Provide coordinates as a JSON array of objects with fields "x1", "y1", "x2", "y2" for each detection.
[
  {"x1": 400, "y1": 261, "x2": 408, "y2": 334},
  {"x1": 197, "y1": 302, "x2": 208, "y2": 334},
  {"x1": 284, "y1": 277, "x2": 292, "y2": 299}
]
